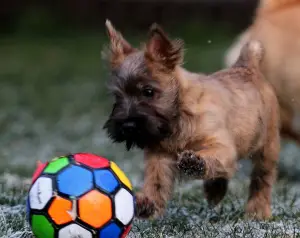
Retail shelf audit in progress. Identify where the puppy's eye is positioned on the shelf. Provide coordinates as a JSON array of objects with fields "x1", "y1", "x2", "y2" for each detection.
[{"x1": 142, "y1": 87, "x2": 154, "y2": 98}]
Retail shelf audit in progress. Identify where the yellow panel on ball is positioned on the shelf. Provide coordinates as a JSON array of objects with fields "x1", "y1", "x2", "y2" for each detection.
[{"x1": 110, "y1": 162, "x2": 132, "y2": 190}]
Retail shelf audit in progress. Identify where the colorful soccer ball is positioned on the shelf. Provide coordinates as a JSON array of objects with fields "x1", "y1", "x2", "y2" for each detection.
[{"x1": 26, "y1": 153, "x2": 135, "y2": 238}]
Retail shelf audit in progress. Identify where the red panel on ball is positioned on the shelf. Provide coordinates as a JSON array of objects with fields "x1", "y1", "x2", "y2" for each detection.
[
  {"x1": 32, "y1": 161, "x2": 48, "y2": 182},
  {"x1": 121, "y1": 225, "x2": 132, "y2": 238},
  {"x1": 73, "y1": 153, "x2": 110, "y2": 168}
]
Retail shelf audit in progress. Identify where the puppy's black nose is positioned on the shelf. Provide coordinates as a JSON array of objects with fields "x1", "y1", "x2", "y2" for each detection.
[{"x1": 122, "y1": 121, "x2": 136, "y2": 133}]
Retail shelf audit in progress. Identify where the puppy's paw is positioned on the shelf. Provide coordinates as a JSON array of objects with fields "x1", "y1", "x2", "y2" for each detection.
[
  {"x1": 245, "y1": 199, "x2": 272, "y2": 220},
  {"x1": 177, "y1": 150, "x2": 206, "y2": 177},
  {"x1": 135, "y1": 193, "x2": 156, "y2": 219}
]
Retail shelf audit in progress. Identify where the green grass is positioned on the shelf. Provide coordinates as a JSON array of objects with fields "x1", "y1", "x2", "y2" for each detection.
[{"x1": 0, "y1": 26, "x2": 300, "y2": 237}]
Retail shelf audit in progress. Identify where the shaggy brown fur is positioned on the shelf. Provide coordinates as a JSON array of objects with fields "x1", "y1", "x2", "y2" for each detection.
[
  {"x1": 224, "y1": 0, "x2": 300, "y2": 144},
  {"x1": 103, "y1": 20, "x2": 280, "y2": 220}
]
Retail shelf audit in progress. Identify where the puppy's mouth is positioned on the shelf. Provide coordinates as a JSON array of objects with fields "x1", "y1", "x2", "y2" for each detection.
[
  {"x1": 103, "y1": 117, "x2": 170, "y2": 150},
  {"x1": 118, "y1": 121, "x2": 139, "y2": 150},
  {"x1": 103, "y1": 118, "x2": 146, "y2": 150}
]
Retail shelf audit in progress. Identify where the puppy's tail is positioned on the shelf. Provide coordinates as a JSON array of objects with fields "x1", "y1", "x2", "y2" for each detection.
[
  {"x1": 233, "y1": 40, "x2": 264, "y2": 70},
  {"x1": 224, "y1": 29, "x2": 251, "y2": 68}
]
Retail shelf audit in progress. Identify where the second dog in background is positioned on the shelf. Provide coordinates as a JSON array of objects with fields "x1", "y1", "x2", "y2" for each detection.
[{"x1": 225, "y1": 0, "x2": 300, "y2": 144}]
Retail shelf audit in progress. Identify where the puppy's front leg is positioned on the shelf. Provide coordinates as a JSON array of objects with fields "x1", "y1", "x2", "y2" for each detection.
[
  {"x1": 177, "y1": 133, "x2": 237, "y2": 180},
  {"x1": 135, "y1": 150, "x2": 177, "y2": 219}
]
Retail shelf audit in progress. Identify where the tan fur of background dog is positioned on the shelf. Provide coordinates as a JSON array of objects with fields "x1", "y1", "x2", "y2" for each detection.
[
  {"x1": 224, "y1": 0, "x2": 300, "y2": 143},
  {"x1": 104, "y1": 21, "x2": 280, "y2": 220}
]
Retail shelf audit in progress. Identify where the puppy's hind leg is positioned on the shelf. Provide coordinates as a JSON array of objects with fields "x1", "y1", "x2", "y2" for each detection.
[{"x1": 246, "y1": 124, "x2": 280, "y2": 220}]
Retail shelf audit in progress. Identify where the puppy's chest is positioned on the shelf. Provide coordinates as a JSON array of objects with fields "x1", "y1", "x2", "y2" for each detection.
[
  {"x1": 159, "y1": 138, "x2": 186, "y2": 154},
  {"x1": 157, "y1": 133, "x2": 187, "y2": 154},
  {"x1": 159, "y1": 133, "x2": 200, "y2": 156}
]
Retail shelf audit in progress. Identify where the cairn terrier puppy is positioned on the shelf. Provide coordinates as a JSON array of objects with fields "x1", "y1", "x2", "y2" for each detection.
[
  {"x1": 103, "y1": 20, "x2": 280, "y2": 220},
  {"x1": 225, "y1": 0, "x2": 300, "y2": 144}
]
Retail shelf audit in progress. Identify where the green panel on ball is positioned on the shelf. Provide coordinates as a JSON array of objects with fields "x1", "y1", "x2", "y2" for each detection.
[
  {"x1": 44, "y1": 157, "x2": 69, "y2": 174},
  {"x1": 31, "y1": 215, "x2": 55, "y2": 238}
]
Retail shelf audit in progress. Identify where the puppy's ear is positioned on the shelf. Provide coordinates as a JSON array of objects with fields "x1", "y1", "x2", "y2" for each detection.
[
  {"x1": 104, "y1": 19, "x2": 135, "y2": 67},
  {"x1": 145, "y1": 23, "x2": 184, "y2": 70}
]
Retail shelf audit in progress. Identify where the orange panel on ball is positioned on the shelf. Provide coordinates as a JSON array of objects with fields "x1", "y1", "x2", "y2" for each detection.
[
  {"x1": 79, "y1": 190, "x2": 112, "y2": 228},
  {"x1": 48, "y1": 196, "x2": 73, "y2": 225}
]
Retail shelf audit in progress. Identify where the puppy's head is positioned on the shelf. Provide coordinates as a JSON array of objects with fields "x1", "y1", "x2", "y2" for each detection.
[{"x1": 103, "y1": 20, "x2": 184, "y2": 150}]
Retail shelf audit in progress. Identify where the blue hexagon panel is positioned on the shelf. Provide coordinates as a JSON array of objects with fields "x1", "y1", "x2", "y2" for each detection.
[
  {"x1": 57, "y1": 165, "x2": 93, "y2": 197},
  {"x1": 94, "y1": 169, "x2": 119, "y2": 193},
  {"x1": 99, "y1": 222, "x2": 121, "y2": 238}
]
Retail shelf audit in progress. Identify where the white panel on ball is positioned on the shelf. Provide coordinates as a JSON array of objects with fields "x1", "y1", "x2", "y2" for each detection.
[
  {"x1": 59, "y1": 224, "x2": 92, "y2": 238},
  {"x1": 29, "y1": 177, "x2": 53, "y2": 210},
  {"x1": 114, "y1": 188, "x2": 134, "y2": 225}
]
